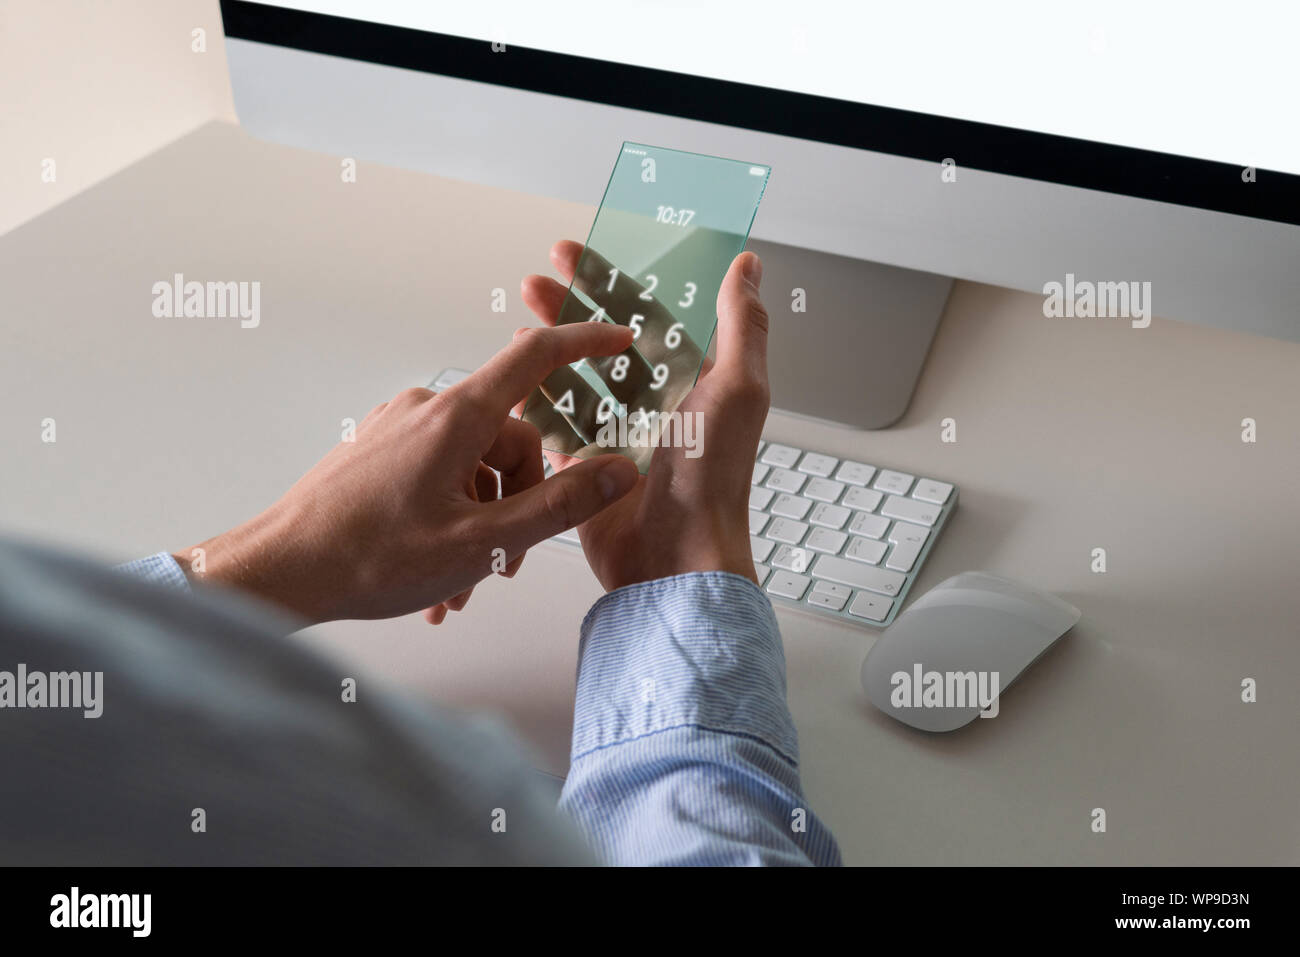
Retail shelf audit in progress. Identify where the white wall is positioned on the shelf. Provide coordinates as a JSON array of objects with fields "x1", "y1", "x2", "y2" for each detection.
[{"x1": 0, "y1": 0, "x2": 236, "y2": 235}]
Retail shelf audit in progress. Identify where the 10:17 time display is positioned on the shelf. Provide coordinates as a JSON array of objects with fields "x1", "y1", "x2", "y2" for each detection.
[{"x1": 654, "y1": 206, "x2": 695, "y2": 226}]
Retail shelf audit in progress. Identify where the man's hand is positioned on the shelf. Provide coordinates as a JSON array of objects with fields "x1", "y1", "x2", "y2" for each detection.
[
  {"x1": 174, "y1": 322, "x2": 640, "y2": 624},
  {"x1": 519, "y1": 245, "x2": 708, "y2": 471},
  {"x1": 520, "y1": 241, "x2": 770, "y2": 589}
]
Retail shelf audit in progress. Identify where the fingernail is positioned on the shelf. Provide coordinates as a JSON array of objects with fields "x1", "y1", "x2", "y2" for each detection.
[{"x1": 744, "y1": 254, "x2": 762, "y2": 288}]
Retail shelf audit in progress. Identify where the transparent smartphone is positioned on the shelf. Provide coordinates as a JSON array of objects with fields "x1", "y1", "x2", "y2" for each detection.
[{"x1": 522, "y1": 142, "x2": 770, "y2": 472}]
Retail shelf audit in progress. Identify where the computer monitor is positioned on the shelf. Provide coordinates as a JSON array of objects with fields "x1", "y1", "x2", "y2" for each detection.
[{"x1": 219, "y1": 0, "x2": 1300, "y2": 428}]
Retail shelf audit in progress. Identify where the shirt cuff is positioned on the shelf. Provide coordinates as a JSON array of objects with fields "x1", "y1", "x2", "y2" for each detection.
[
  {"x1": 572, "y1": 571, "x2": 798, "y2": 766},
  {"x1": 115, "y1": 551, "x2": 191, "y2": 592}
]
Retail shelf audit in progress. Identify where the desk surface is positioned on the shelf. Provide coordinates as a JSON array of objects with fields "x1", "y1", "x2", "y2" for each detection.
[{"x1": 2, "y1": 122, "x2": 1296, "y2": 865}]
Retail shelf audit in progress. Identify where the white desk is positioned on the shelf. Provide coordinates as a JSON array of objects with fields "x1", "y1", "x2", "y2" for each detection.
[{"x1": 2, "y1": 122, "x2": 1297, "y2": 864}]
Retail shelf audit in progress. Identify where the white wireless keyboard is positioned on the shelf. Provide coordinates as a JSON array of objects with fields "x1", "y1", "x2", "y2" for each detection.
[
  {"x1": 431, "y1": 368, "x2": 956, "y2": 628},
  {"x1": 738, "y1": 441, "x2": 955, "y2": 627}
]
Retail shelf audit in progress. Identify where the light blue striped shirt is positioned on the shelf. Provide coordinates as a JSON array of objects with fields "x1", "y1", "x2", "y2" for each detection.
[
  {"x1": 563, "y1": 572, "x2": 839, "y2": 865},
  {"x1": 91, "y1": 553, "x2": 840, "y2": 865}
]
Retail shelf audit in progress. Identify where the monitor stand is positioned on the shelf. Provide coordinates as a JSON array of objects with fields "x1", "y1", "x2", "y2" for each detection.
[{"x1": 744, "y1": 238, "x2": 953, "y2": 430}]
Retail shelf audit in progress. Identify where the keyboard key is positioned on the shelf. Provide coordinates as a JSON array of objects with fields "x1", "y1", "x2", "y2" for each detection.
[
  {"x1": 873, "y1": 469, "x2": 915, "y2": 495},
  {"x1": 888, "y1": 522, "x2": 930, "y2": 547},
  {"x1": 754, "y1": 562, "x2": 771, "y2": 586},
  {"x1": 885, "y1": 520, "x2": 929, "y2": 572},
  {"x1": 848, "y1": 511, "x2": 890, "y2": 539},
  {"x1": 805, "y1": 527, "x2": 847, "y2": 554},
  {"x1": 555, "y1": 526, "x2": 581, "y2": 544},
  {"x1": 771, "y1": 544, "x2": 813, "y2": 573},
  {"x1": 770, "y1": 494, "x2": 812, "y2": 520},
  {"x1": 755, "y1": 440, "x2": 766, "y2": 460},
  {"x1": 810, "y1": 554, "x2": 906, "y2": 596},
  {"x1": 808, "y1": 581, "x2": 851, "y2": 611},
  {"x1": 752, "y1": 462, "x2": 770, "y2": 486},
  {"x1": 803, "y1": 477, "x2": 845, "y2": 503},
  {"x1": 913, "y1": 479, "x2": 953, "y2": 505},
  {"x1": 761, "y1": 444, "x2": 801, "y2": 469},
  {"x1": 834, "y1": 461, "x2": 876, "y2": 486},
  {"x1": 765, "y1": 468, "x2": 806, "y2": 494},
  {"x1": 880, "y1": 494, "x2": 939, "y2": 527},
  {"x1": 842, "y1": 486, "x2": 883, "y2": 512},
  {"x1": 430, "y1": 367, "x2": 471, "y2": 391},
  {"x1": 749, "y1": 486, "x2": 775, "y2": 511},
  {"x1": 749, "y1": 510, "x2": 770, "y2": 535},
  {"x1": 766, "y1": 570, "x2": 811, "y2": 600},
  {"x1": 809, "y1": 502, "x2": 851, "y2": 529},
  {"x1": 889, "y1": 514, "x2": 930, "y2": 566},
  {"x1": 845, "y1": 536, "x2": 887, "y2": 565},
  {"x1": 885, "y1": 539, "x2": 923, "y2": 572},
  {"x1": 797, "y1": 452, "x2": 838, "y2": 477},
  {"x1": 848, "y1": 592, "x2": 893, "y2": 622},
  {"x1": 813, "y1": 580, "x2": 852, "y2": 599},
  {"x1": 764, "y1": 517, "x2": 809, "y2": 544},
  {"x1": 750, "y1": 536, "x2": 775, "y2": 562}
]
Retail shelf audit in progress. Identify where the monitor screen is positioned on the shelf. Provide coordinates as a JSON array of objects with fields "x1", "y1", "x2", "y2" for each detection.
[{"x1": 263, "y1": 0, "x2": 1298, "y2": 177}]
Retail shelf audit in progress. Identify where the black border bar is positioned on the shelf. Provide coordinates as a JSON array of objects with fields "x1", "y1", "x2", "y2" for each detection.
[{"x1": 5, "y1": 865, "x2": 1283, "y2": 942}]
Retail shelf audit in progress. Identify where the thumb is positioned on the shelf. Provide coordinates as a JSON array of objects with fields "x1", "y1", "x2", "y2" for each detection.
[
  {"x1": 713, "y1": 251, "x2": 769, "y2": 385},
  {"x1": 487, "y1": 454, "x2": 638, "y2": 556}
]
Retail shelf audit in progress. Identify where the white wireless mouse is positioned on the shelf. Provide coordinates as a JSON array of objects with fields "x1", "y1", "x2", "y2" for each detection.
[{"x1": 860, "y1": 572, "x2": 1081, "y2": 732}]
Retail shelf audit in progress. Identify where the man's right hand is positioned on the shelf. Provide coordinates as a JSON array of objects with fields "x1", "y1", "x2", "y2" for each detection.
[{"x1": 173, "y1": 320, "x2": 640, "y2": 624}]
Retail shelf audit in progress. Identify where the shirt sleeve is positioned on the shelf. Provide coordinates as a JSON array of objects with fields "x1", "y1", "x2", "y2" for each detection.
[
  {"x1": 2, "y1": 538, "x2": 595, "y2": 866},
  {"x1": 559, "y1": 571, "x2": 842, "y2": 866},
  {"x1": 115, "y1": 551, "x2": 191, "y2": 591}
]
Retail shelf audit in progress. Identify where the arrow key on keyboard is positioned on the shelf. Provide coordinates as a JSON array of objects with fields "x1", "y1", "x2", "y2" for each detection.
[
  {"x1": 848, "y1": 592, "x2": 893, "y2": 622},
  {"x1": 808, "y1": 580, "x2": 852, "y2": 611},
  {"x1": 767, "y1": 570, "x2": 811, "y2": 600}
]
